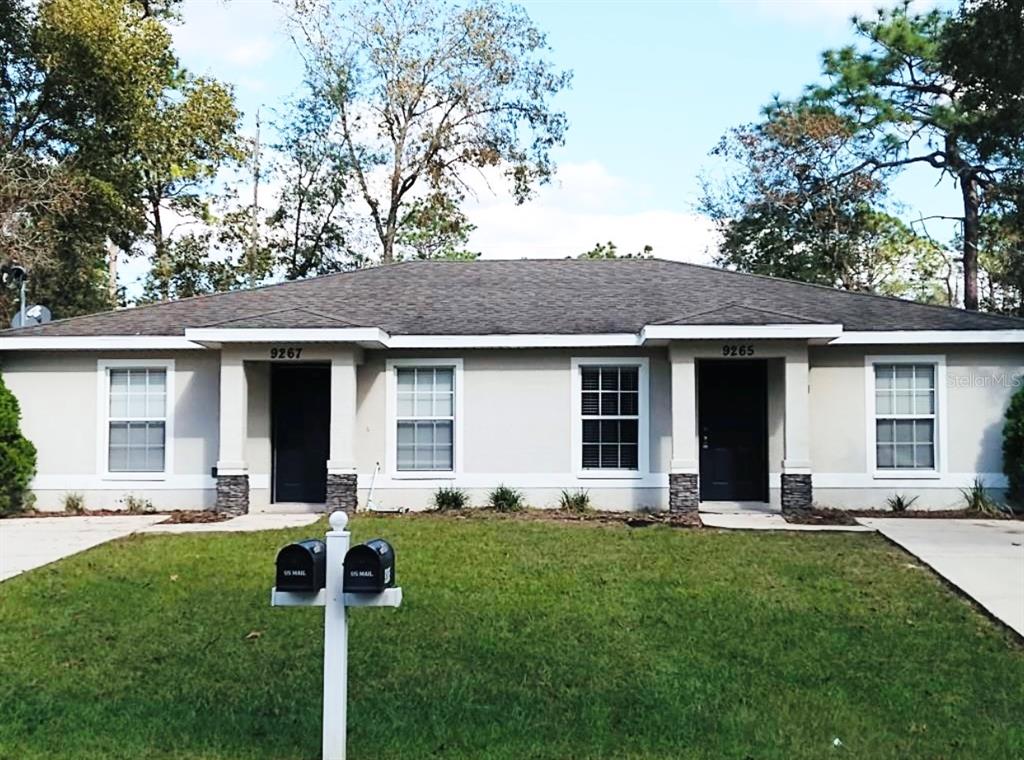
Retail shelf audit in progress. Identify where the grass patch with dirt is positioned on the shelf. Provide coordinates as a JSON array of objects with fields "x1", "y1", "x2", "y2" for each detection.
[{"x1": 0, "y1": 514, "x2": 1021, "y2": 759}]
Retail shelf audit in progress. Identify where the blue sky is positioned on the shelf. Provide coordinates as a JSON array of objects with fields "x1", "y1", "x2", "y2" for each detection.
[{"x1": 166, "y1": 0, "x2": 957, "y2": 275}]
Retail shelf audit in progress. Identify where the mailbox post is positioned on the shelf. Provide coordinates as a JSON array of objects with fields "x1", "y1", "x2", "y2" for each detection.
[{"x1": 271, "y1": 511, "x2": 402, "y2": 760}]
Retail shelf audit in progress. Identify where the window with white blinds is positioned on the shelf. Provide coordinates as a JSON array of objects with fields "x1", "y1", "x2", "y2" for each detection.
[
  {"x1": 580, "y1": 365, "x2": 640, "y2": 471},
  {"x1": 107, "y1": 367, "x2": 168, "y2": 473},
  {"x1": 395, "y1": 366, "x2": 455, "y2": 471}
]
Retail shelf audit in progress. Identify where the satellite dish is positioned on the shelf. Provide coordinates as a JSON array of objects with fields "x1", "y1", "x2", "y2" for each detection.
[{"x1": 11, "y1": 304, "x2": 51, "y2": 328}]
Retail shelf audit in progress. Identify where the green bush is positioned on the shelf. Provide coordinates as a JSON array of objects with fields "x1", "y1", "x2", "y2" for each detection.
[
  {"x1": 960, "y1": 477, "x2": 1007, "y2": 516},
  {"x1": 488, "y1": 484, "x2": 523, "y2": 512},
  {"x1": 63, "y1": 492, "x2": 86, "y2": 514},
  {"x1": 122, "y1": 494, "x2": 155, "y2": 514},
  {"x1": 559, "y1": 489, "x2": 590, "y2": 513},
  {"x1": 1003, "y1": 383, "x2": 1024, "y2": 507},
  {"x1": 886, "y1": 493, "x2": 918, "y2": 513},
  {"x1": 0, "y1": 372, "x2": 36, "y2": 515},
  {"x1": 433, "y1": 486, "x2": 469, "y2": 511}
]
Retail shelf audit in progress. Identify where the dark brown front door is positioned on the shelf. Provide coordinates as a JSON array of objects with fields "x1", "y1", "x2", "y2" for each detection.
[
  {"x1": 698, "y1": 360, "x2": 768, "y2": 502},
  {"x1": 272, "y1": 364, "x2": 330, "y2": 503}
]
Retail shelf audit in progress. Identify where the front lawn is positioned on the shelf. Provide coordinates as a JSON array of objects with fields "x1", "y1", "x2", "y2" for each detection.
[{"x1": 0, "y1": 515, "x2": 1021, "y2": 759}]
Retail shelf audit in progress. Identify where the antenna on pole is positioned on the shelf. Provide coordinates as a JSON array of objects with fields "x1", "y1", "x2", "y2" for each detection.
[{"x1": 1, "y1": 264, "x2": 30, "y2": 327}]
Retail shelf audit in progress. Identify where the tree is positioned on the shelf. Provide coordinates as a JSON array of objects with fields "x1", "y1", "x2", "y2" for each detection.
[
  {"x1": 138, "y1": 75, "x2": 245, "y2": 301},
  {"x1": 0, "y1": 371, "x2": 36, "y2": 514},
  {"x1": 268, "y1": 90, "x2": 359, "y2": 279},
  {"x1": 285, "y1": 0, "x2": 570, "y2": 263},
  {"x1": 577, "y1": 241, "x2": 653, "y2": 260},
  {"x1": 396, "y1": 192, "x2": 479, "y2": 260},
  {"x1": 0, "y1": 0, "x2": 242, "y2": 316},
  {"x1": 797, "y1": 2, "x2": 1024, "y2": 310},
  {"x1": 1003, "y1": 382, "x2": 1024, "y2": 507},
  {"x1": 0, "y1": 153, "x2": 81, "y2": 318},
  {"x1": 140, "y1": 232, "x2": 240, "y2": 302},
  {"x1": 701, "y1": 108, "x2": 949, "y2": 300}
]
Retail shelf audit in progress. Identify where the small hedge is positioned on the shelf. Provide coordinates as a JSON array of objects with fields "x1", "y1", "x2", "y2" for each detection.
[
  {"x1": 1003, "y1": 382, "x2": 1024, "y2": 507},
  {"x1": 0, "y1": 372, "x2": 36, "y2": 514}
]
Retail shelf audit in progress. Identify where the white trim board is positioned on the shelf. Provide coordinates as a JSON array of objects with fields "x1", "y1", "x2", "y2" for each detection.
[
  {"x1": 29, "y1": 471, "x2": 1009, "y2": 492},
  {"x1": 3, "y1": 326, "x2": 1024, "y2": 351}
]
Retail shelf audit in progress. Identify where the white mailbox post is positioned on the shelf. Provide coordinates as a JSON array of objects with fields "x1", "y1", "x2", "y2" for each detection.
[{"x1": 271, "y1": 511, "x2": 403, "y2": 760}]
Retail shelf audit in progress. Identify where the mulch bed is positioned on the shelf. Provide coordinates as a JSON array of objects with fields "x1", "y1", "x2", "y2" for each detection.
[
  {"x1": 374, "y1": 506, "x2": 704, "y2": 528},
  {"x1": 786, "y1": 507, "x2": 1022, "y2": 525},
  {"x1": 1, "y1": 508, "x2": 231, "y2": 523},
  {"x1": 158, "y1": 510, "x2": 232, "y2": 524}
]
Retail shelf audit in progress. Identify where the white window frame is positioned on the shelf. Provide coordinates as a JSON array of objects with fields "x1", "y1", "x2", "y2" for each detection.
[
  {"x1": 385, "y1": 358, "x2": 463, "y2": 480},
  {"x1": 96, "y1": 359, "x2": 175, "y2": 481},
  {"x1": 571, "y1": 357, "x2": 649, "y2": 480},
  {"x1": 865, "y1": 354, "x2": 946, "y2": 480}
]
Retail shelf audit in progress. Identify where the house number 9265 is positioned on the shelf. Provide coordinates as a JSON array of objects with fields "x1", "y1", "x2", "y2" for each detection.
[
  {"x1": 270, "y1": 347, "x2": 303, "y2": 359},
  {"x1": 722, "y1": 344, "x2": 755, "y2": 357}
]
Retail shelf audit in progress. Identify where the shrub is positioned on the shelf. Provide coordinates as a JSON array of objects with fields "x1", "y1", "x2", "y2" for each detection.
[
  {"x1": 886, "y1": 493, "x2": 918, "y2": 513},
  {"x1": 488, "y1": 484, "x2": 523, "y2": 512},
  {"x1": 559, "y1": 489, "x2": 590, "y2": 513},
  {"x1": 960, "y1": 477, "x2": 1007, "y2": 516},
  {"x1": 0, "y1": 372, "x2": 37, "y2": 515},
  {"x1": 433, "y1": 486, "x2": 469, "y2": 511},
  {"x1": 1003, "y1": 383, "x2": 1024, "y2": 507},
  {"x1": 63, "y1": 492, "x2": 86, "y2": 514},
  {"x1": 122, "y1": 494, "x2": 155, "y2": 514}
]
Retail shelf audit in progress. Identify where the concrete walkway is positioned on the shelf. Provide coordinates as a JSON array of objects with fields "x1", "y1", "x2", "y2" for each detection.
[
  {"x1": 0, "y1": 515, "x2": 164, "y2": 581},
  {"x1": 858, "y1": 518, "x2": 1024, "y2": 637},
  {"x1": 699, "y1": 512, "x2": 872, "y2": 532},
  {"x1": 1, "y1": 513, "x2": 322, "y2": 582},
  {"x1": 140, "y1": 513, "x2": 321, "y2": 534}
]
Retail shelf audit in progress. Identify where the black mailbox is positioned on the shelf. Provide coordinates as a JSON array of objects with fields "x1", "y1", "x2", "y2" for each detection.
[
  {"x1": 343, "y1": 539, "x2": 396, "y2": 593},
  {"x1": 275, "y1": 539, "x2": 327, "y2": 592}
]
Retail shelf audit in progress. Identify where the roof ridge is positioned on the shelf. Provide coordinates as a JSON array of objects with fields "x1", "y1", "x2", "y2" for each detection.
[
  {"x1": 653, "y1": 301, "x2": 822, "y2": 325},
  {"x1": 199, "y1": 306, "x2": 358, "y2": 328}
]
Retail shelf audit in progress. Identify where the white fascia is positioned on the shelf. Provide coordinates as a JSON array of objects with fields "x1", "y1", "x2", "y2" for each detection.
[
  {"x1": 641, "y1": 324, "x2": 844, "y2": 341},
  {"x1": 831, "y1": 330, "x2": 1024, "y2": 345},
  {"x1": 0, "y1": 336, "x2": 203, "y2": 350},
  {"x1": 183, "y1": 327, "x2": 390, "y2": 347}
]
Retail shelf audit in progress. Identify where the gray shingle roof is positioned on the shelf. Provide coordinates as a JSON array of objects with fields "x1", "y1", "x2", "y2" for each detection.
[{"x1": 5, "y1": 258, "x2": 1024, "y2": 337}]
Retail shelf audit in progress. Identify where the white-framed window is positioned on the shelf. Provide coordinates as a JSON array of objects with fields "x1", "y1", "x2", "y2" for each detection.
[
  {"x1": 97, "y1": 359, "x2": 175, "y2": 479},
  {"x1": 866, "y1": 355, "x2": 945, "y2": 478},
  {"x1": 571, "y1": 357, "x2": 649, "y2": 479},
  {"x1": 386, "y1": 358, "x2": 463, "y2": 478}
]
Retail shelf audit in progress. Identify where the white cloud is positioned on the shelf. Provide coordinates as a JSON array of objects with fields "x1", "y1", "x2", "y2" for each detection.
[
  {"x1": 172, "y1": 0, "x2": 291, "y2": 73},
  {"x1": 224, "y1": 38, "x2": 276, "y2": 67},
  {"x1": 463, "y1": 161, "x2": 718, "y2": 264}
]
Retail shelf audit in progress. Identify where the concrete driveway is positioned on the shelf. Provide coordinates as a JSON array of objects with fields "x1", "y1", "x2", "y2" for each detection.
[
  {"x1": 0, "y1": 515, "x2": 165, "y2": 581},
  {"x1": 858, "y1": 518, "x2": 1024, "y2": 637}
]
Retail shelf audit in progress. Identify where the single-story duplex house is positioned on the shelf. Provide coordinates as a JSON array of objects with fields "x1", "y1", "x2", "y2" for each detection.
[{"x1": 1, "y1": 258, "x2": 1022, "y2": 514}]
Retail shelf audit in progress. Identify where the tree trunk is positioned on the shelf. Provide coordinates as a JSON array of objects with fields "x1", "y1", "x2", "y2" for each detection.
[
  {"x1": 105, "y1": 239, "x2": 118, "y2": 304},
  {"x1": 150, "y1": 196, "x2": 169, "y2": 301},
  {"x1": 961, "y1": 173, "x2": 980, "y2": 311}
]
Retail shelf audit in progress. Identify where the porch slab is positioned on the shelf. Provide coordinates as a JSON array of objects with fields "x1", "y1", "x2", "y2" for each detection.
[{"x1": 700, "y1": 512, "x2": 872, "y2": 532}]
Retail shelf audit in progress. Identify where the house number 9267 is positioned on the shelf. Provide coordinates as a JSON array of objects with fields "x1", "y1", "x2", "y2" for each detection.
[
  {"x1": 722, "y1": 344, "x2": 755, "y2": 357},
  {"x1": 270, "y1": 347, "x2": 303, "y2": 359}
]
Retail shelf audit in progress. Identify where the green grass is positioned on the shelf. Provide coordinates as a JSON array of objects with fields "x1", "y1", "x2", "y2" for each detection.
[{"x1": 0, "y1": 516, "x2": 1022, "y2": 759}]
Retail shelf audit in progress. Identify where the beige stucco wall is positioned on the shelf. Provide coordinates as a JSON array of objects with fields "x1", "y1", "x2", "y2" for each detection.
[
  {"x1": 809, "y1": 344, "x2": 1023, "y2": 508},
  {"x1": 3, "y1": 341, "x2": 1020, "y2": 512},
  {"x1": 1, "y1": 350, "x2": 219, "y2": 510}
]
